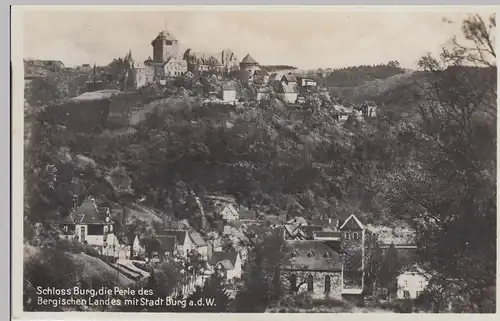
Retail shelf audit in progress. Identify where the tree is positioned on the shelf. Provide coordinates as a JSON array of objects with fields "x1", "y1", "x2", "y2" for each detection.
[
  {"x1": 234, "y1": 229, "x2": 285, "y2": 312},
  {"x1": 378, "y1": 244, "x2": 401, "y2": 296},
  {"x1": 387, "y1": 13, "x2": 496, "y2": 312}
]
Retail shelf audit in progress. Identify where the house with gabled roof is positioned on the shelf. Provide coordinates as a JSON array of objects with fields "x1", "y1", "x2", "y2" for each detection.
[
  {"x1": 397, "y1": 265, "x2": 431, "y2": 300},
  {"x1": 280, "y1": 240, "x2": 343, "y2": 299},
  {"x1": 238, "y1": 210, "x2": 258, "y2": 221},
  {"x1": 190, "y1": 231, "x2": 208, "y2": 259},
  {"x1": 146, "y1": 235, "x2": 177, "y2": 261},
  {"x1": 209, "y1": 250, "x2": 242, "y2": 281},
  {"x1": 159, "y1": 229, "x2": 194, "y2": 258},
  {"x1": 59, "y1": 197, "x2": 116, "y2": 250},
  {"x1": 279, "y1": 214, "x2": 368, "y2": 299}
]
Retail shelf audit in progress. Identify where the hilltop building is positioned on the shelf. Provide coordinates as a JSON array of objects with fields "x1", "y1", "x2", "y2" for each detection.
[
  {"x1": 183, "y1": 49, "x2": 239, "y2": 73},
  {"x1": 141, "y1": 29, "x2": 188, "y2": 82}
]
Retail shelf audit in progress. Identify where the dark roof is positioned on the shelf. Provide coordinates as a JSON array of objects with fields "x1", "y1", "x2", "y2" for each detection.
[
  {"x1": 153, "y1": 30, "x2": 177, "y2": 42},
  {"x1": 161, "y1": 230, "x2": 188, "y2": 246},
  {"x1": 69, "y1": 198, "x2": 111, "y2": 225},
  {"x1": 282, "y1": 74, "x2": 297, "y2": 83},
  {"x1": 282, "y1": 240, "x2": 342, "y2": 271},
  {"x1": 155, "y1": 235, "x2": 177, "y2": 252},
  {"x1": 209, "y1": 251, "x2": 239, "y2": 267},
  {"x1": 265, "y1": 215, "x2": 285, "y2": 226},
  {"x1": 301, "y1": 225, "x2": 323, "y2": 238},
  {"x1": 190, "y1": 231, "x2": 206, "y2": 247},
  {"x1": 241, "y1": 53, "x2": 259, "y2": 65},
  {"x1": 239, "y1": 210, "x2": 257, "y2": 221},
  {"x1": 314, "y1": 231, "x2": 342, "y2": 239}
]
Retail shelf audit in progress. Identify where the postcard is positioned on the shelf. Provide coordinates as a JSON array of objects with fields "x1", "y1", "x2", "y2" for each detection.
[{"x1": 11, "y1": 5, "x2": 497, "y2": 319}]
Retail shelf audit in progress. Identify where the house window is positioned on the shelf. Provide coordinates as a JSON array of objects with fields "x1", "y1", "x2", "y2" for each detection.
[
  {"x1": 104, "y1": 226, "x2": 109, "y2": 233},
  {"x1": 353, "y1": 232, "x2": 358, "y2": 240},
  {"x1": 80, "y1": 226, "x2": 86, "y2": 242},
  {"x1": 404, "y1": 280, "x2": 408, "y2": 287},
  {"x1": 110, "y1": 225, "x2": 113, "y2": 232},
  {"x1": 307, "y1": 275, "x2": 314, "y2": 292},
  {"x1": 325, "y1": 275, "x2": 331, "y2": 293},
  {"x1": 416, "y1": 291, "x2": 422, "y2": 297},
  {"x1": 290, "y1": 274, "x2": 297, "y2": 292},
  {"x1": 63, "y1": 226, "x2": 68, "y2": 232},
  {"x1": 345, "y1": 232, "x2": 350, "y2": 240},
  {"x1": 403, "y1": 290, "x2": 411, "y2": 299}
]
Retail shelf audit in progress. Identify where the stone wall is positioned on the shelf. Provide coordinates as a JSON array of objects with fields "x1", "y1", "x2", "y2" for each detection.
[{"x1": 280, "y1": 269, "x2": 342, "y2": 299}]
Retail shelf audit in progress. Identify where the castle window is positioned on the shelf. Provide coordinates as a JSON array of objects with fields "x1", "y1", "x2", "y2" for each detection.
[
  {"x1": 325, "y1": 275, "x2": 331, "y2": 293},
  {"x1": 290, "y1": 274, "x2": 297, "y2": 292},
  {"x1": 307, "y1": 275, "x2": 314, "y2": 292}
]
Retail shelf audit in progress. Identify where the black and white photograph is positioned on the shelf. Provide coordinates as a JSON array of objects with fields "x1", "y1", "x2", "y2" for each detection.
[{"x1": 13, "y1": 5, "x2": 496, "y2": 314}]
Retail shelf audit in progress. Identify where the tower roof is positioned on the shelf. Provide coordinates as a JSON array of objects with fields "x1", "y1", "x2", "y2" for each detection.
[
  {"x1": 241, "y1": 53, "x2": 259, "y2": 65},
  {"x1": 152, "y1": 30, "x2": 177, "y2": 43}
]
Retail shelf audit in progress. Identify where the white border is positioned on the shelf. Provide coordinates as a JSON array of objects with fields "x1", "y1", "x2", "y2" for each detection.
[{"x1": 11, "y1": 4, "x2": 500, "y2": 320}]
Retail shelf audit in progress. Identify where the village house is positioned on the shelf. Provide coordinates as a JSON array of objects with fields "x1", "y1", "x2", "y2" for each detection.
[
  {"x1": 281, "y1": 73, "x2": 298, "y2": 86},
  {"x1": 222, "y1": 83, "x2": 237, "y2": 102},
  {"x1": 155, "y1": 230, "x2": 194, "y2": 258},
  {"x1": 397, "y1": 265, "x2": 430, "y2": 299},
  {"x1": 60, "y1": 197, "x2": 115, "y2": 246},
  {"x1": 279, "y1": 82, "x2": 299, "y2": 104},
  {"x1": 298, "y1": 77, "x2": 317, "y2": 88},
  {"x1": 279, "y1": 214, "x2": 367, "y2": 298},
  {"x1": 218, "y1": 203, "x2": 240, "y2": 222},
  {"x1": 209, "y1": 251, "x2": 243, "y2": 282},
  {"x1": 132, "y1": 61, "x2": 155, "y2": 89},
  {"x1": 280, "y1": 240, "x2": 344, "y2": 299},
  {"x1": 147, "y1": 235, "x2": 177, "y2": 261},
  {"x1": 238, "y1": 210, "x2": 258, "y2": 221},
  {"x1": 190, "y1": 231, "x2": 209, "y2": 260}
]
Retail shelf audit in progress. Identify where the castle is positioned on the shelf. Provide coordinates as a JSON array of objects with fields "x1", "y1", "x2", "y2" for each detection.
[{"x1": 132, "y1": 27, "x2": 248, "y2": 89}]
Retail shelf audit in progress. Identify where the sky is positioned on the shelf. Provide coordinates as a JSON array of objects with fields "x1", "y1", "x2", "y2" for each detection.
[{"x1": 19, "y1": 6, "x2": 494, "y2": 70}]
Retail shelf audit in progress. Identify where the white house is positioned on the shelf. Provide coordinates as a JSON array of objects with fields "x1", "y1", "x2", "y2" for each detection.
[
  {"x1": 190, "y1": 231, "x2": 209, "y2": 260},
  {"x1": 210, "y1": 251, "x2": 242, "y2": 281},
  {"x1": 280, "y1": 82, "x2": 299, "y2": 104},
  {"x1": 60, "y1": 197, "x2": 116, "y2": 249},
  {"x1": 300, "y1": 78, "x2": 317, "y2": 87},
  {"x1": 397, "y1": 266, "x2": 430, "y2": 299},
  {"x1": 222, "y1": 84, "x2": 237, "y2": 102},
  {"x1": 219, "y1": 204, "x2": 240, "y2": 221}
]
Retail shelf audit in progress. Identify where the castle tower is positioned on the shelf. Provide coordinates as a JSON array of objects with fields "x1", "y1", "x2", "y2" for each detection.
[{"x1": 151, "y1": 28, "x2": 179, "y2": 63}]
